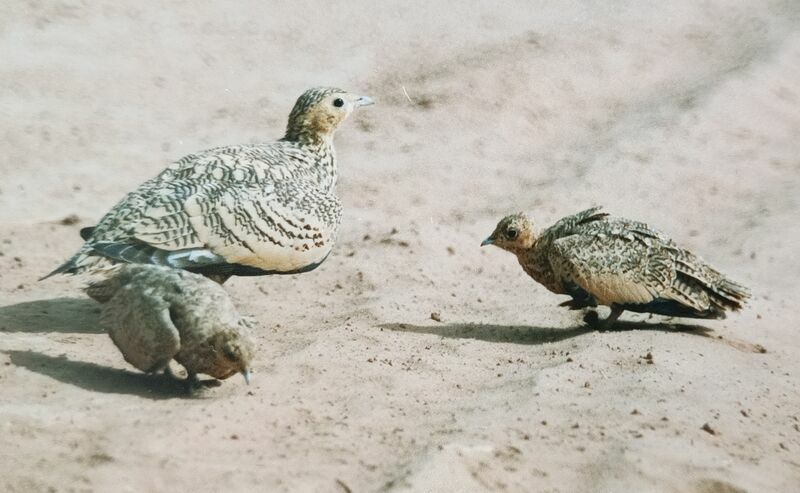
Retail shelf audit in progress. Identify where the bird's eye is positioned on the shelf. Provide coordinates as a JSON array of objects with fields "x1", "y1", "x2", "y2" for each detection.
[
  {"x1": 506, "y1": 228, "x2": 518, "y2": 240},
  {"x1": 223, "y1": 347, "x2": 238, "y2": 361},
  {"x1": 333, "y1": 98, "x2": 345, "y2": 108}
]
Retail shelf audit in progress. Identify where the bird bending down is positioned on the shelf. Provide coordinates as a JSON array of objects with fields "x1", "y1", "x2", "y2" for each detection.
[
  {"x1": 44, "y1": 87, "x2": 373, "y2": 283},
  {"x1": 86, "y1": 264, "x2": 256, "y2": 393},
  {"x1": 482, "y1": 207, "x2": 750, "y2": 329}
]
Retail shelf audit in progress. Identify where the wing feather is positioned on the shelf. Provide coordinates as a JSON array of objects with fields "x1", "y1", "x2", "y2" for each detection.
[
  {"x1": 100, "y1": 285, "x2": 180, "y2": 373},
  {"x1": 548, "y1": 231, "x2": 672, "y2": 307},
  {"x1": 84, "y1": 179, "x2": 342, "y2": 274}
]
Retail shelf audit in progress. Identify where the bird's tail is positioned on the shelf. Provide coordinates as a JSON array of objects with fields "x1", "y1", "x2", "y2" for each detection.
[
  {"x1": 39, "y1": 254, "x2": 83, "y2": 280},
  {"x1": 707, "y1": 275, "x2": 750, "y2": 312},
  {"x1": 39, "y1": 247, "x2": 113, "y2": 281},
  {"x1": 672, "y1": 251, "x2": 750, "y2": 317}
]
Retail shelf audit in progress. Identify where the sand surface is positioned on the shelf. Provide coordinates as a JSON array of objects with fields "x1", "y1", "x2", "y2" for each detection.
[{"x1": 1, "y1": 1, "x2": 799, "y2": 491}]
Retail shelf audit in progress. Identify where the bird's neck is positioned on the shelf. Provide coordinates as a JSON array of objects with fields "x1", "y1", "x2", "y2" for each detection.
[
  {"x1": 516, "y1": 238, "x2": 558, "y2": 291},
  {"x1": 512, "y1": 232, "x2": 538, "y2": 255},
  {"x1": 283, "y1": 110, "x2": 338, "y2": 147},
  {"x1": 312, "y1": 142, "x2": 337, "y2": 191},
  {"x1": 283, "y1": 128, "x2": 334, "y2": 146},
  {"x1": 280, "y1": 135, "x2": 337, "y2": 191}
]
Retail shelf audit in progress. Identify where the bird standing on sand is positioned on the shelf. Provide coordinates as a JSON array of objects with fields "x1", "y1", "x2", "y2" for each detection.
[
  {"x1": 482, "y1": 207, "x2": 750, "y2": 328},
  {"x1": 86, "y1": 264, "x2": 256, "y2": 392},
  {"x1": 45, "y1": 87, "x2": 373, "y2": 283}
]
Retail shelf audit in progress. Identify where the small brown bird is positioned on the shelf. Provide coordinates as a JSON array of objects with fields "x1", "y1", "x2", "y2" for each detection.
[
  {"x1": 86, "y1": 264, "x2": 256, "y2": 392},
  {"x1": 482, "y1": 207, "x2": 750, "y2": 328}
]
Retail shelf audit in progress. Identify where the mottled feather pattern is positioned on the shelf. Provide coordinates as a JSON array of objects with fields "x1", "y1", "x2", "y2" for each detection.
[
  {"x1": 518, "y1": 207, "x2": 609, "y2": 293},
  {"x1": 541, "y1": 209, "x2": 749, "y2": 317},
  {"x1": 487, "y1": 207, "x2": 749, "y2": 325},
  {"x1": 128, "y1": 179, "x2": 341, "y2": 271},
  {"x1": 87, "y1": 265, "x2": 256, "y2": 381},
  {"x1": 100, "y1": 285, "x2": 179, "y2": 373},
  {"x1": 44, "y1": 87, "x2": 357, "y2": 279}
]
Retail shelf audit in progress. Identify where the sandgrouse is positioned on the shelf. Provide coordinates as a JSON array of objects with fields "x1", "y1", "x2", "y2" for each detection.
[
  {"x1": 482, "y1": 207, "x2": 750, "y2": 328},
  {"x1": 86, "y1": 264, "x2": 256, "y2": 392},
  {"x1": 45, "y1": 87, "x2": 373, "y2": 284}
]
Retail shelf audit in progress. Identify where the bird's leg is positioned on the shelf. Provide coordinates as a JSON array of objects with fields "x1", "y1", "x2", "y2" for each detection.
[
  {"x1": 163, "y1": 365, "x2": 177, "y2": 380},
  {"x1": 183, "y1": 373, "x2": 223, "y2": 396},
  {"x1": 600, "y1": 306, "x2": 624, "y2": 329},
  {"x1": 161, "y1": 363, "x2": 186, "y2": 386},
  {"x1": 184, "y1": 372, "x2": 203, "y2": 396},
  {"x1": 207, "y1": 274, "x2": 231, "y2": 285},
  {"x1": 584, "y1": 306, "x2": 625, "y2": 330}
]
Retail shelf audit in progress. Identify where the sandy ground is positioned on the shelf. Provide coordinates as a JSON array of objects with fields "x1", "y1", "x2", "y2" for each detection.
[{"x1": 1, "y1": 1, "x2": 799, "y2": 491}]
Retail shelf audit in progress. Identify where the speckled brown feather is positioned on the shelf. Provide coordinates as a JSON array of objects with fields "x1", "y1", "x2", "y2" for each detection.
[
  {"x1": 485, "y1": 207, "x2": 750, "y2": 323},
  {"x1": 86, "y1": 264, "x2": 256, "y2": 381}
]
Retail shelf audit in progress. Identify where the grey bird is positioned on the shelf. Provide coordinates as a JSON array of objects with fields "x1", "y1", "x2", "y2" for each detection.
[
  {"x1": 45, "y1": 87, "x2": 373, "y2": 284},
  {"x1": 482, "y1": 207, "x2": 750, "y2": 328},
  {"x1": 86, "y1": 264, "x2": 256, "y2": 392}
]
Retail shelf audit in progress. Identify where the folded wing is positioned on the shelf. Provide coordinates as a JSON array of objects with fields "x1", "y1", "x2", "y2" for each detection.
[
  {"x1": 547, "y1": 219, "x2": 747, "y2": 318},
  {"x1": 86, "y1": 178, "x2": 342, "y2": 276}
]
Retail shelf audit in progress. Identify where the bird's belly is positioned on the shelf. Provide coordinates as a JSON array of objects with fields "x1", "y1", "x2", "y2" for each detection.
[
  {"x1": 232, "y1": 238, "x2": 333, "y2": 273},
  {"x1": 584, "y1": 273, "x2": 654, "y2": 306}
]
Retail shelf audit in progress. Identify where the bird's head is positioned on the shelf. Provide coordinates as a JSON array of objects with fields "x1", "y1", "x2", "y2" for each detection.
[
  {"x1": 208, "y1": 326, "x2": 256, "y2": 384},
  {"x1": 284, "y1": 87, "x2": 374, "y2": 144},
  {"x1": 481, "y1": 213, "x2": 535, "y2": 253}
]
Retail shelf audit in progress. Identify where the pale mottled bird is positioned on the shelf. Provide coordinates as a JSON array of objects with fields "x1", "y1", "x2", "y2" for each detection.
[
  {"x1": 45, "y1": 87, "x2": 373, "y2": 283},
  {"x1": 482, "y1": 207, "x2": 750, "y2": 328},
  {"x1": 86, "y1": 264, "x2": 256, "y2": 392}
]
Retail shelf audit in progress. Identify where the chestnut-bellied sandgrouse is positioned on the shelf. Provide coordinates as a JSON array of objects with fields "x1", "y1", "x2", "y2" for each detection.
[
  {"x1": 45, "y1": 87, "x2": 373, "y2": 283},
  {"x1": 482, "y1": 207, "x2": 750, "y2": 328},
  {"x1": 85, "y1": 264, "x2": 256, "y2": 392}
]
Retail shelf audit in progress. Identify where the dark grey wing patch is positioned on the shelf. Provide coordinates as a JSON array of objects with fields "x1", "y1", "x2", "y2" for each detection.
[{"x1": 90, "y1": 241, "x2": 226, "y2": 270}]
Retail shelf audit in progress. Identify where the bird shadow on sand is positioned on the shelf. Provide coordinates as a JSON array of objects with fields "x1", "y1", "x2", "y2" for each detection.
[
  {"x1": 380, "y1": 319, "x2": 717, "y2": 346},
  {"x1": 0, "y1": 297, "x2": 102, "y2": 334},
  {"x1": 4, "y1": 350, "x2": 200, "y2": 400}
]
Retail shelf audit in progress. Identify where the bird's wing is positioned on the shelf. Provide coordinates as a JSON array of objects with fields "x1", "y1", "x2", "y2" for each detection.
[
  {"x1": 88, "y1": 179, "x2": 342, "y2": 274},
  {"x1": 538, "y1": 207, "x2": 609, "y2": 243},
  {"x1": 547, "y1": 225, "x2": 685, "y2": 308},
  {"x1": 101, "y1": 285, "x2": 181, "y2": 373}
]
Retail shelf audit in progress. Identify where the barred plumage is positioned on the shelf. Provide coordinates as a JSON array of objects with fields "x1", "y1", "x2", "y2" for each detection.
[
  {"x1": 44, "y1": 87, "x2": 373, "y2": 283},
  {"x1": 482, "y1": 207, "x2": 750, "y2": 328},
  {"x1": 86, "y1": 264, "x2": 256, "y2": 391}
]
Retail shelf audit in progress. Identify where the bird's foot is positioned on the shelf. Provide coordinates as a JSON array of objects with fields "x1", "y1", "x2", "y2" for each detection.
[
  {"x1": 583, "y1": 307, "x2": 624, "y2": 331},
  {"x1": 559, "y1": 299, "x2": 583, "y2": 310},
  {"x1": 163, "y1": 365, "x2": 181, "y2": 381},
  {"x1": 207, "y1": 274, "x2": 231, "y2": 285},
  {"x1": 583, "y1": 310, "x2": 602, "y2": 328},
  {"x1": 560, "y1": 298, "x2": 597, "y2": 311},
  {"x1": 185, "y1": 374, "x2": 222, "y2": 396}
]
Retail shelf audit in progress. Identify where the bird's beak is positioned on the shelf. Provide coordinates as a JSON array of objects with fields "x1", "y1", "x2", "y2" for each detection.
[
  {"x1": 241, "y1": 369, "x2": 251, "y2": 385},
  {"x1": 354, "y1": 95, "x2": 375, "y2": 107},
  {"x1": 481, "y1": 237, "x2": 494, "y2": 247}
]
